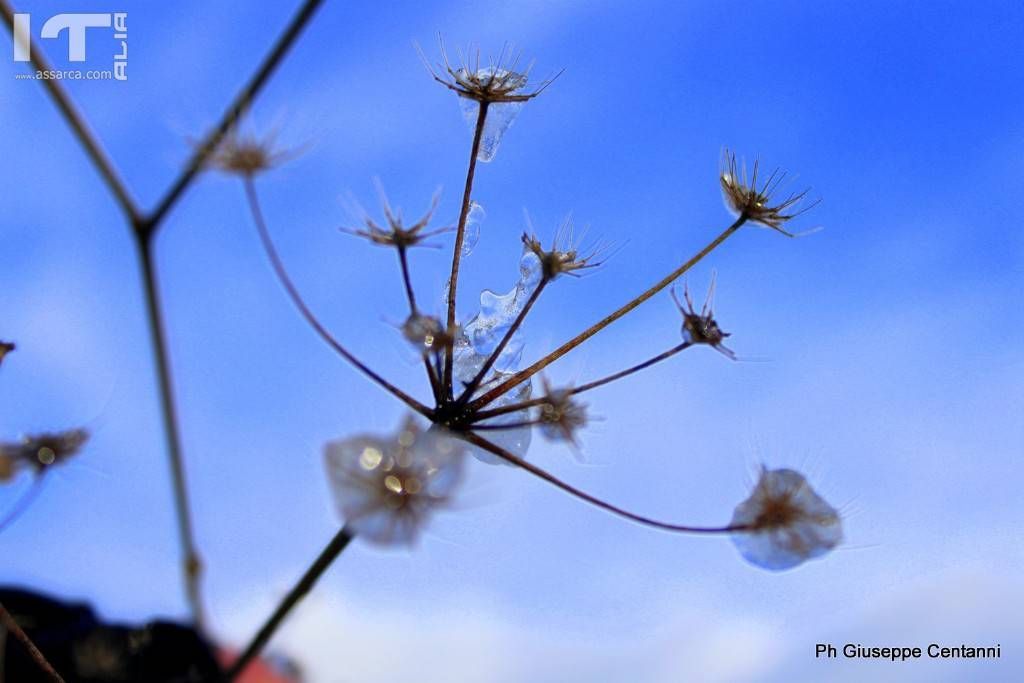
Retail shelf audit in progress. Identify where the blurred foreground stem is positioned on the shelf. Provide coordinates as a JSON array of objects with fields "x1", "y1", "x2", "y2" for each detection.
[
  {"x1": 0, "y1": 600, "x2": 66, "y2": 683},
  {"x1": 227, "y1": 526, "x2": 355, "y2": 680}
]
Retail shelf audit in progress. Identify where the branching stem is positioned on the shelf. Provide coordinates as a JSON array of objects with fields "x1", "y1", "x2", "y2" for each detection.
[
  {"x1": 462, "y1": 432, "x2": 743, "y2": 534},
  {"x1": 443, "y1": 100, "x2": 490, "y2": 398},
  {"x1": 468, "y1": 216, "x2": 747, "y2": 411},
  {"x1": 244, "y1": 178, "x2": 433, "y2": 418},
  {"x1": 457, "y1": 279, "x2": 547, "y2": 406}
]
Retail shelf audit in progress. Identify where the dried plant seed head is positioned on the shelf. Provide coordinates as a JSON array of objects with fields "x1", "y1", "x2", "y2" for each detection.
[
  {"x1": 401, "y1": 313, "x2": 454, "y2": 354},
  {"x1": 0, "y1": 428, "x2": 90, "y2": 475},
  {"x1": 536, "y1": 378, "x2": 588, "y2": 446},
  {"x1": 730, "y1": 467, "x2": 843, "y2": 571},
  {"x1": 421, "y1": 41, "x2": 559, "y2": 162},
  {"x1": 324, "y1": 416, "x2": 465, "y2": 546},
  {"x1": 671, "y1": 278, "x2": 735, "y2": 359},
  {"x1": 521, "y1": 220, "x2": 607, "y2": 281},
  {"x1": 720, "y1": 149, "x2": 815, "y2": 236},
  {"x1": 0, "y1": 340, "x2": 14, "y2": 366},
  {"x1": 209, "y1": 127, "x2": 295, "y2": 177},
  {"x1": 424, "y1": 40, "x2": 546, "y2": 104},
  {"x1": 343, "y1": 186, "x2": 451, "y2": 250}
]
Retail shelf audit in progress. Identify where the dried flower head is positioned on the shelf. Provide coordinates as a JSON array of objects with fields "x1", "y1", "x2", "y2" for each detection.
[
  {"x1": 324, "y1": 417, "x2": 465, "y2": 546},
  {"x1": 424, "y1": 41, "x2": 550, "y2": 104},
  {"x1": 0, "y1": 428, "x2": 89, "y2": 478},
  {"x1": 0, "y1": 340, "x2": 14, "y2": 367},
  {"x1": 209, "y1": 128, "x2": 294, "y2": 177},
  {"x1": 670, "y1": 277, "x2": 734, "y2": 359},
  {"x1": 730, "y1": 467, "x2": 843, "y2": 571},
  {"x1": 536, "y1": 378, "x2": 588, "y2": 446},
  {"x1": 521, "y1": 219, "x2": 607, "y2": 281},
  {"x1": 720, "y1": 149, "x2": 815, "y2": 236},
  {"x1": 343, "y1": 185, "x2": 451, "y2": 250}
]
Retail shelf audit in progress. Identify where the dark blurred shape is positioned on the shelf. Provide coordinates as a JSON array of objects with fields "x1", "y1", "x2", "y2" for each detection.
[{"x1": 0, "y1": 587, "x2": 224, "y2": 682}]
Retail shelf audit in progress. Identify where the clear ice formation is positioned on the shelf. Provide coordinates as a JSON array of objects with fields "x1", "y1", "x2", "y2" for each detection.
[
  {"x1": 730, "y1": 468, "x2": 843, "y2": 571},
  {"x1": 458, "y1": 68, "x2": 527, "y2": 163},
  {"x1": 462, "y1": 202, "x2": 484, "y2": 256},
  {"x1": 452, "y1": 246, "x2": 542, "y2": 464}
]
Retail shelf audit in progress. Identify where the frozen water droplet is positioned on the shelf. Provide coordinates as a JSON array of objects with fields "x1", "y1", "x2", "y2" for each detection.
[
  {"x1": 450, "y1": 244, "x2": 543, "y2": 465},
  {"x1": 460, "y1": 94, "x2": 525, "y2": 163},
  {"x1": 462, "y1": 202, "x2": 484, "y2": 256}
]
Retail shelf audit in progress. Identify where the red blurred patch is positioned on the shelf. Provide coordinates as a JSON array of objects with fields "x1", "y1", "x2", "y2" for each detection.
[{"x1": 218, "y1": 649, "x2": 300, "y2": 683}]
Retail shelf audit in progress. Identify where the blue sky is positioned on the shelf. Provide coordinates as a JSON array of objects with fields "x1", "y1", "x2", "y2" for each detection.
[{"x1": 2, "y1": 1, "x2": 1023, "y2": 681}]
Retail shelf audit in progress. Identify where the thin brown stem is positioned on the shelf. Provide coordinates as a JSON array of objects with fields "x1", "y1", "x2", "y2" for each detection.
[
  {"x1": 443, "y1": 100, "x2": 490, "y2": 398},
  {"x1": 1, "y1": 0, "x2": 140, "y2": 224},
  {"x1": 0, "y1": 600, "x2": 66, "y2": 683},
  {"x1": 470, "y1": 342, "x2": 693, "y2": 423},
  {"x1": 397, "y1": 247, "x2": 418, "y2": 313},
  {"x1": 143, "y1": 0, "x2": 324, "y2": 234},
  {"x1": 397, "y1": 246, "x2": 442, "y2": 403},
  {"x1": 468, "y1": 217, "x2": 747, "y2": 411},
  {"x1": 244, "y1": 178, "x2": 433, "y2": 418},
  {"x1": 462, "y1": 432, "x2": 743, "y2": 534},
  {"x1": 457, "y1": 279, "x2": 547, "y2": 406},
  {"x1": 135, "y1": 236, "x2": 208, "y2": 631},
  {"x1": 572, "y1": 341, "x2": 691, "y2": 395},
  {"x1": 227, "y1": 525, "x2": 355, "y2": 681}
]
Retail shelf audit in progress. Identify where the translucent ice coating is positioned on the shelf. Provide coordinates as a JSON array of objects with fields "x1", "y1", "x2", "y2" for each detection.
[
  {"x1": 462, "y1": 202, "x2": 484, "y2": 256},
  {"x1": 458, "y1": 68, "x2": 528, "y2": 162},
  {"x1": 730, "y1": 468, "x2": 843, "y2": 571},
  {"x1": 453, "y1": 247, "x2": 542, "y2": 464},
  {"x1": 324, "y1": 418, "x2": 465, "y2": 546}
]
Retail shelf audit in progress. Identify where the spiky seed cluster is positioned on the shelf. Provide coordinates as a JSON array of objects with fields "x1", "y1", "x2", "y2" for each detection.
[
  {"x1": 426, "y1": 43, "x2": 546, "y2": 103},
  {"x1": 730, "y1": 467, "x2": 843, "y2": 571},
  {"x1": 343, "y1": 190, "x2": 451, "y2": 250},
  {"x1": 0, "y1": 428, "x2": 90, "y2": 480},
  {"x1": 536, "y1": 380, "x2": 588, "y2": 446},
  {"x1": 671, "y1": 281, "x2": 735, "y2": 359},
  {"x1": 521, "y1": 232, "x2": 604, "y2": 281},
  {"x1": 210, "y1": 129, "x2": 293, "y2": 177},
  {"x1": 0, "y1": 341, "x2": 14, "y2": 366},
  {"x1": 720, "y1": 149, "x2": 813, "y2": 235},
  {"x1": 324, "y1": 417, "x2": 465, "y2": 546}
]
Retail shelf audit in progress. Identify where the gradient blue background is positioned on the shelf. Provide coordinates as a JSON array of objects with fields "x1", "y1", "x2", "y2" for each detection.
[{"x1": 2, "y1": 1, "x2": 1023, "y2": 681}]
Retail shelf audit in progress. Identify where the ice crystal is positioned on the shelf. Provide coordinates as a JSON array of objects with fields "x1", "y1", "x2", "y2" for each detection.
[
  {"x1": 462, "y1": 202, "x2": 485, "y2": 256},
  {"x1": 324, "y1": 417, "x2": 464, "y2": 546},
  {"x1": 459, "y1": 69, "x2": 527, "y2": 162},
  {"x1": 730, "y1": 468, "x2": 842, "y2": 571}
]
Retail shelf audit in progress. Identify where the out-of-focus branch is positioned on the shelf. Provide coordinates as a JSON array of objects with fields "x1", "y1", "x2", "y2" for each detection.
[
  {"x1": 1, "y1": 0, "x2": 141, "y2": 225},
  {"x1": 227, "y1": 526, "x2": 355, "y2": 681},
  {"x1": 0, "y1": 600, "x2": 66, "y2": 683}
]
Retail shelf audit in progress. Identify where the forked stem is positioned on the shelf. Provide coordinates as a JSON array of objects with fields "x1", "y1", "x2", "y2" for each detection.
[
  {"x1": 443, "y1": 100, "x2": 490, "y2": 398},
  {"x1": 462, "y1": 432, "x2": 743, "y2": 534},
  {"x1": 456, "y1": 279, "x2": 547, "y2": 406},
  {"x1": 468, "y1": 216, "x2": 748, "y2": 411},
  {"x1": 244, "y1": 178, "x2": 432, "y2": 418},
  {"x1": 227, "y1": 525, "x2": 355, "y2": 680}
]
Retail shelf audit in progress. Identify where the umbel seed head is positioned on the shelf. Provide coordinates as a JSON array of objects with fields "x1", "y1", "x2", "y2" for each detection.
[
  {"x1": 730, "y1": 467, "x2": 843, "y2": 571},
  {"x1": 324, "y1": 417, "x2": 465, "y2": 546},
  {"x1": 720, "y1": 149, "x2": 816, "y2": 236}
]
